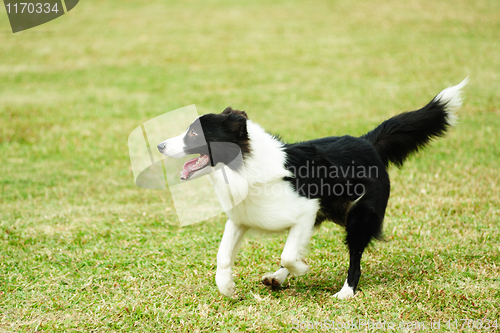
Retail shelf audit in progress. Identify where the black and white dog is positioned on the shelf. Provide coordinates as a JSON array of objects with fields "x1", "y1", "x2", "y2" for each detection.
[{"x1": 157, "y1": 79, "x2": 467, "y2": 299}]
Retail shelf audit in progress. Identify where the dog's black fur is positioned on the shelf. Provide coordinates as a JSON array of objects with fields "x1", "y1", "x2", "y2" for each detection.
[{"x1": 282, "y1": 97, "x2": 455, "y2": 292}]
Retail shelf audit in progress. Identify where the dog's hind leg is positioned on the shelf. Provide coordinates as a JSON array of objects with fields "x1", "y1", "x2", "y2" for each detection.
[
  {"x1": 262, "y1": 216, "x2": 315, "y2": 288},
  {"x1": 334, "y1": 202, "x2": 384, "y2": 299},
  {"x1": 216, "y1": 219, "x2": 248, "y2": 297}
]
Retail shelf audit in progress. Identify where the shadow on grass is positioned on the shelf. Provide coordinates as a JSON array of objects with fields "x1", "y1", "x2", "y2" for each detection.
[{"x1": 251, "y1": 260, "x2": 422, "y2": 298}]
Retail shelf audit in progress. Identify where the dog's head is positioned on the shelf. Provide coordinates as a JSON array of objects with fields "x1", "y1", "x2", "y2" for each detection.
[{"x1": 157, "y1": 107, "x2": 250, "y2": 180}]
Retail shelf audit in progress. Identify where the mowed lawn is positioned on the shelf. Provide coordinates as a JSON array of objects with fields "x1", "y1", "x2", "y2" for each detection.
[{"x1": 1, "y1": 0, "x2": 499, "y2": 331}]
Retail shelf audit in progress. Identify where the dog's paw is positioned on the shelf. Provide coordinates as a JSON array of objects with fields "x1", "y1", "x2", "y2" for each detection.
[
  {"x1": 262, "y1": 267, "x2": 289, "y2": 288},
  {"x1": 333, "y1": 289, "x2": 354, "y2": 300},
  {"x1": 262, "y1": 273, "x2": 283, "y2": 287},
  {"x1": 333, "y1": 281, "x2": 354, "y2": 300},
  {"x1": 219, "y1": 280, "x2": 235, "y2": 297},
  {"x1": 216, "y1": 270, "x2": 235, "y2": 297}
]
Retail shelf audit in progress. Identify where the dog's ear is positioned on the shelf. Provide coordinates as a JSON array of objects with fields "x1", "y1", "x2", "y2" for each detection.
[
  {"x1": 222, "y1": 106, "x2": 249, "y2": 119},
  {"x1": 225, "y1": 112, "x2": 248, "y2": 139}
]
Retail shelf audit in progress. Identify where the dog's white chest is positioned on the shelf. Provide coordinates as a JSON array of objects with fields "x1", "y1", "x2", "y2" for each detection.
[{"x1": 224, "y1": 179, "x2": 320, "y2": 232}]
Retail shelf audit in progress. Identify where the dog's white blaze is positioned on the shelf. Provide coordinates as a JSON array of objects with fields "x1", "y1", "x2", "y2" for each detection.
[{"x1": 434, "y1": 77, "x2": 468, "y2": 127}]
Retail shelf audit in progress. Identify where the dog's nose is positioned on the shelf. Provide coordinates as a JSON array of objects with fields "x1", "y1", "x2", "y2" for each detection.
[{"x1": 157, "y1": 142, "x2": 166, "y2": 152}]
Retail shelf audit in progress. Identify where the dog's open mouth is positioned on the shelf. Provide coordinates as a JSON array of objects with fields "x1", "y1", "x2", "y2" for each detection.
[{"x1": 181, "y1": 154, "x2": 210, "y2": 180}]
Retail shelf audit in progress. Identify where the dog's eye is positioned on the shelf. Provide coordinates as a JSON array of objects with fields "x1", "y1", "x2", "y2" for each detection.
[{"x1": 188, "y1": 129, "x2": 198, "y2": 137}]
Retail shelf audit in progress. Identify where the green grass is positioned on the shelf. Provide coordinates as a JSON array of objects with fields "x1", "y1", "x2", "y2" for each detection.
[{"x1": 1, "y1": 0, "x2": 499, "y2": 331}]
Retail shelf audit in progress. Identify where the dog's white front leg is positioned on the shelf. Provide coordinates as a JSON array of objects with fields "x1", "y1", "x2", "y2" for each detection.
[
  {"x1": 280, "y1": 221, "x2": 315, "y2": 277},
  {"x1": 216, "y1": 219, "x2": 248, "y2": 297},
  {"x1": 263, "y1": 222, "x2": 314, "y2": 288}
]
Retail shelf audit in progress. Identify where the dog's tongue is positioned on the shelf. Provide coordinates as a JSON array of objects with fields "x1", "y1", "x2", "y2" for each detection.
[
  {"x1": 181, "y1": 157, "x2": 199, "y2": 179},
  {"x1": 181, "y1": 155, "x2": 209, "y2": 179}
]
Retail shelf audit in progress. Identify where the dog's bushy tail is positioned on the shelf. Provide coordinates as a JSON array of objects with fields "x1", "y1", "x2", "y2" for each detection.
[{"x1": 361, "y1": 78, "x2": 468, "y2": 168}]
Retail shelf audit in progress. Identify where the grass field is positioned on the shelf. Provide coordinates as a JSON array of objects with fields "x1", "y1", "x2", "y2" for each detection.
[{"x1": 1, "y1": 0, "x2": 499, "y2": 331}]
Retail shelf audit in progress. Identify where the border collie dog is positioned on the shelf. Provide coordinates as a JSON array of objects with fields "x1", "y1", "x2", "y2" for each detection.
[{"x1": 157, "y1": 80, "x2": 467, "y2": 299}]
